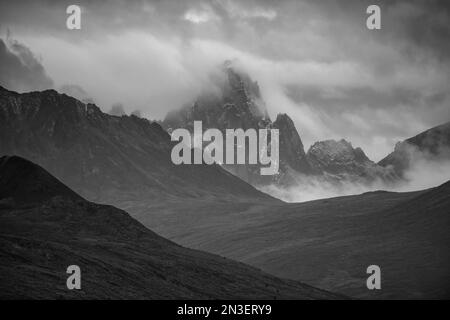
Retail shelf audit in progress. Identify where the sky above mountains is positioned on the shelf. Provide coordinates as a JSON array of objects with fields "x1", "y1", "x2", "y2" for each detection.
[{"x1": 0, "y1": 0, "x2": 449, "y2": 161}]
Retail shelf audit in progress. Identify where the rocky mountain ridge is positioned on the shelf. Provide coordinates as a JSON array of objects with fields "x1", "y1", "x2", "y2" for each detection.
[
  {"x1": 307, "y1": 139, "x2": 396, "y2": 183},
  {"x1": 0, "y1": 85, "x2": 274, "y2": 204},
  {"x1": 163, "y1": 63, "x2": 394, "y2": 186}
]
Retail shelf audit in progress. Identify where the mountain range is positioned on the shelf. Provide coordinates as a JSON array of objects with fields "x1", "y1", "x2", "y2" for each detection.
[
  {"x1": 0, "y1": 84, "x2": 273, "y2": 204},
  {"x1": 163, "y1": 63, "x2": 449, "y2": 187}
]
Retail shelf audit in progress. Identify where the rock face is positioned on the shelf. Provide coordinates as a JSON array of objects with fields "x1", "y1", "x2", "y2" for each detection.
[
  {"x1": 163, "y1": 62, "x2": 398, "y2": 186},
  {"x1": 306, "y1": 139, "x2": 393, "y2": 182},
  {"x1": 0, "y1": 156, "x2": 341, "y2": 299},
  {"x1": 273, "y1": 113, "x2": 314, "y2": 174},
  {"x1": 164, "y1": 62, "x2": 266, "y2": 132},
  {"x1": 0, "y1": 85, "x2": 273, "y2": 203},
  {"x1": 163, "y1": 62, "x2": 314, "y2": 185},
  {"x1": 379, "y1": 122, "x2": 450, "y2": 176}
]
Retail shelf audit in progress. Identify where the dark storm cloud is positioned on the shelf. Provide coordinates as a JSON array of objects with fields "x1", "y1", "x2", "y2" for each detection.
[
  {"x1": 381, "y1": 0, "x2": 450, "y2": 62},
  {"x1": 0, "y1": 0, "x2": 447, "y2": 65},
  {"x1": 0, "y1": 37, "x2": 54, "y2": 92}
]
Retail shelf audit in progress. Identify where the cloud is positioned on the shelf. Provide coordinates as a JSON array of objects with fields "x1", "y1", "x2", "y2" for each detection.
[
  {"x1": 0, "y1": 0, "x2": 448, "y2": 161},
  {"x1": 184, "y1": 5, "x2": 219, "y2": 24},
  {"x1": 19, "y1": 31, "x2": 222, "y2": 119},
  {"x1": 0, "y1": 37, "x2": 53, "y2": 92},
  {"x1": 216, "y1": 0, "x2": 277, "y2": 20},
  {"x1": 59, "y1": 84, "x2": 94, "y2": 103},
  {"x1": 399, "y1": 158, "x2": 450, "y2": 192},
  {"x1": 259, "y1": 159, "x2": 450, "y2": 202},
  {"x1": 131, "y1": 110, "x2": 142, "y2": 117},
  {"x1": 108, "y1": 103, "x2": 126, "y2": 116},
  {"x1": 260, "y1": 141, "x2": 450, "y2": 203}
]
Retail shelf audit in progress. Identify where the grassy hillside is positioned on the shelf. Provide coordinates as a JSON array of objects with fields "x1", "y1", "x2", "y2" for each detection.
[
  {"x1": 0, "y1": 156, "x2": 339, "y2": 299},
  {"x1": 126, "y1": 184, "x2": 450, "y2": 299}
]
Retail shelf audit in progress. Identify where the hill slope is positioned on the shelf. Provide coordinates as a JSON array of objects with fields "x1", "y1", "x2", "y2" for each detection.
[
  {"x1": 130, "y1": 182, "x2": 450, "y2": 299},
  {"x1": 0, "y1": 156, "x2": 339, "y2": 299}
]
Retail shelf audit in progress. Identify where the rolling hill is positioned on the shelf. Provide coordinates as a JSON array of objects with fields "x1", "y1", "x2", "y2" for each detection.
[
  {"x1": 0, "y1": 155, "x2": 340, "y2": 299},
  {"x1": 128, "y1": 182, "x2": 450, "y2": 299}
]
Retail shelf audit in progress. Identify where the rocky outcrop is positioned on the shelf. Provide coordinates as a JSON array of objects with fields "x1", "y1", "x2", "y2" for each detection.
[
  {"x1": 307, "y1": 139, "x2": 394, "y2": 182},
  {"x1": 162, "y1": 62, "x2": 404, "y2": 187},
  {"x1": 163, "y1": 62, "x2": 313, "y2": 185},
  {"x1": 164, "y1": 62, "x2": 267, "y2": 132},
  {"x1": 273, "y1": 113, "x2": 314, "y2": 175}
]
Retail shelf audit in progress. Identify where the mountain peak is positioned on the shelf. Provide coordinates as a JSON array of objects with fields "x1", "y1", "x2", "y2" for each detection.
[
  {"x1": 0, "y1": 155, "x2": 84, "y2": 206},
  {"x1": 272, "y1": 113, "x2": 313, "y2": 174},
  {"x1": 308, "y1": 139, "x2": 371, "y2": 161},
  {"x1": 163, "y1": 61, "x2": 267, "y2": 130},
  {"x1": 274, "y1": 113, "x2": 292, "y2": 124},
  {"x1": 163, "y1": 65, "x2": 318, "y2": 184},
  {"x1": 306, "y1": 139, "x2": 377, "y2": 177}
]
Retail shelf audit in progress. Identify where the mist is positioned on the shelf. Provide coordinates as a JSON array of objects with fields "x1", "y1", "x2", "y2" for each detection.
[
  {"x1": 395, "y1": 144, "x2": 450, "y2": 192},
  {"x1": 258, "y1": 148, "x2": 450, "y2": 203},
  {"x1": 258, "y1": 174, "x2": 389, "y2": 203}
]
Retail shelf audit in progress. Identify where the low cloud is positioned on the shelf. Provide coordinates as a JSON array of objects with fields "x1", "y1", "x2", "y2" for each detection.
[
  {"x1": 131, "y1": 110, "x2": 142, "y2": 117},
  {"x1": 0, "y1": 37, "x2": 53, "y2": 92},
  {"x1": 108, "y1": 103, "x2": 126, "y2": 116},
  {"x1": 399, "y1": 158, "x2": 450, "y2": 192},
  {"x1": 259, "y1": 175, "x2": 388, "y2": 203},
  {"x1": 59, "y1": 84, "x2": 94, "y2": 103},
  {"x1": 259, "y1": 145, "x2": 450, "y2": 203}
]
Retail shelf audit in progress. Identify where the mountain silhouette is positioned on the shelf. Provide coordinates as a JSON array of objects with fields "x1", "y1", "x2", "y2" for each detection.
[{"x1": 0, "y1": 155, "x2": 83, "y2": 205}]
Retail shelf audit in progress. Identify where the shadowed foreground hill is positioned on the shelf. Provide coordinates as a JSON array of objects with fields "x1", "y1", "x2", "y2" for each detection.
[{"x1": 0, "y1": 156, "x2": 339, "y2": 299}]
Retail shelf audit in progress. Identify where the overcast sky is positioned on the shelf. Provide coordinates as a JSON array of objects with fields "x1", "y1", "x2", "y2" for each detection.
[{"x1": 0, "y1": 0, "x2": 449, "y2": 161}]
